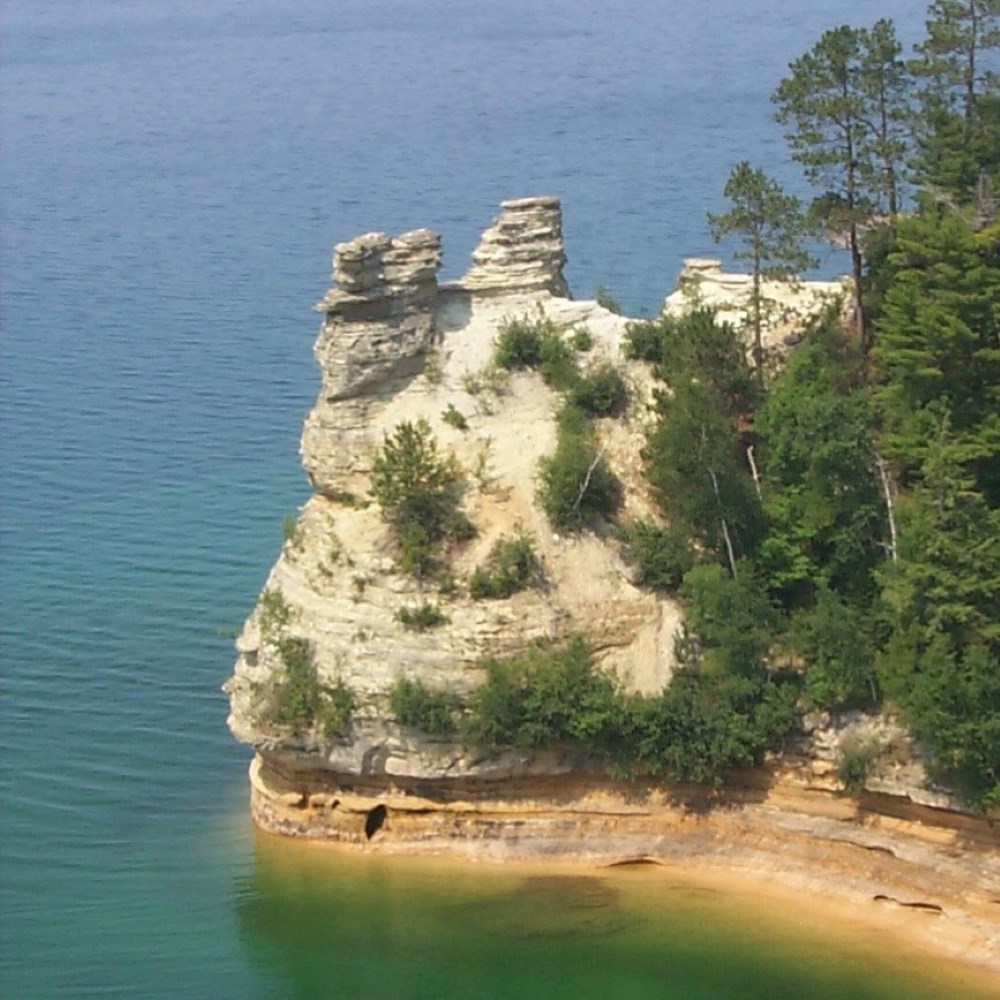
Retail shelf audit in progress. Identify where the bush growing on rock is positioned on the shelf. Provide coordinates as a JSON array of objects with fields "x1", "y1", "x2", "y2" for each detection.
[
  {"x1": 370, "y1": 419, "x2": 474, "y2": 576},
  {"x1": 441, "y1": 403, "x2": 468, "y2": 430},
  {"x1": 395, "y1": 602, "x2": 449, "y2": 631},
  {"x1": 835, "y1": 740, "x2": 879, "y2": 795},
  {"x1": 536, "y1": 405, "x2": 621, "y2": 532},
  {"x1": 469, "y1": 531, "x2": 544, "y2": 600},
  {"x1": 257, "y1": 588, "x2": 294, "y2": 641},
  {"x1": 262, "y1": 636, "x2": 354, "y2": 738},
  {"x1": 493, "y1": 312, "x2": 578, "y2": 391},
  {"x1": 381, "y1": 632, "x2": 799, "y2": 785},
  {"x1": 619, "y1": 519, "x2": 695, "y2": 592},
  {"x1": 463, "y1": 636, "x2": 620, "y2": 751},
  {"x1": 389, "y1": 677, "x2": 463, "y2": 738},
  {"x1": 571, "y1": 363, "x2": 628, "y2": 418},
  {"x1": 493, "y1": 313, "x2": 557, "y2": 369}
]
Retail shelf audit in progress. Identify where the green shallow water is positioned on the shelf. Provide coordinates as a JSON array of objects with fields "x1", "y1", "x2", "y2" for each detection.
[{"x1": 241, "y1": 836, "x2": 1000, "y2": 1000}]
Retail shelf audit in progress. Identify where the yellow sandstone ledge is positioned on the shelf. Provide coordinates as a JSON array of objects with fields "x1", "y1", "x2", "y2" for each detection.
[{"x1": 248, "y1": 753, "x2": 1000, "y2": 979}]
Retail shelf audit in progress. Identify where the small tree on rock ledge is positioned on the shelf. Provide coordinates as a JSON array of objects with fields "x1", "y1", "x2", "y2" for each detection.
[{"x1": 708, "y1": 161, "x2": 816, "y2": 377}]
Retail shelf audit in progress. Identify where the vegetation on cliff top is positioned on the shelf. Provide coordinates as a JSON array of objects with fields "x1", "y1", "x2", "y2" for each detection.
[{"x1": 679, "y1": 0, "x2": 1000, "y2": 807}]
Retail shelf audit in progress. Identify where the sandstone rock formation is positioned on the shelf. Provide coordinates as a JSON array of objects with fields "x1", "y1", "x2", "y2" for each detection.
[
  {"x1": 225, "y1": 201, "x2": 999, "y2": 976},
  {"x1": 663, "y1": 257, "x2": 848, "y2": 348},
  {"x1": 301, "y1": 228, "x2": 443, "y2": 494},
  {"x1": 462, "y1": 195, "x2": 569, "y2": 297},
  {"x1": 229, "y1": 196, "x2": 677, "y2": 787}
]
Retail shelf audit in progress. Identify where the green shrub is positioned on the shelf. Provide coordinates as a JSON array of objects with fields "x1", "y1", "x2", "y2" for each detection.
[
  {"x1": 257, "y1": 588, "x2": 293, "y2": 642},
  {"x1": 281, "y1": 515, "x2": 301, "y2": 549},
  {"x1": 619, "y1": 519, "x2": 695, "y2": 591},
  {"x1": 571, "y1": 363, "x2": 628, "y2": 417},
  {"x1": 441, "y1": 403, "x2": 468, "y2": 430},
  {"x1": 266, "y1": 637, "x2": 354, "y2": 738},
  {"x1": 370, "y1": 420, "x2": 473, "y2": 576},
  {"x1": 493, "y1": 313, "x2": 579, "y2": 391},
  {"x1": 536, "y1": 334, "x2": 578, "y2": 392},
  {"x1": 570, "y1": 327, "x2": 594, "y2": 351},
  {"x1": 389, "y1": 677, "x2": 464, "y2": 737},
  {"x1": 422, "y1": 348, "x2": 444, "y2": 384},
  {"x1": 463, "y1": 636, "x2": 620, "y2": 751},
  {"x1": 622, "y1": 320, "x2": 663, "y2": 362},
  {"x1": 395, "y1": 602, "x2": 449, "y2": 631},
  {"x1": 836, "y1": 741, "x2": 878, "y2": 795},
  {"x1": 493, "y1": 314, "x2": 552, "y2": 369},
  {"x1": 679, "y1": 563, "x2": 780, "y2": 680},
  {"x1": 615, "y1": 670, "x2": 800, "y2": 786},
  {"x1": 381, "y1": 636, "x2": 800, "y2": 785},
  {"x1": 536, "y1": 405, "x2": 621, "y2": 531},
  {"x1": 469, "y1": 531, "x2": 543, "y2": 599}
]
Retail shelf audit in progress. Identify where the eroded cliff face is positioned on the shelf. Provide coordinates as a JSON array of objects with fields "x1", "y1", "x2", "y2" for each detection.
[
  {"x1": 226, "y1": 198, "x2": 996, "y2": 868},
  {"x1": 227, "y1": 196, "x2": 681, "y2": 784},
  {"x1": 224, "y1": 200, "x2": 1000, "y2": 972}
]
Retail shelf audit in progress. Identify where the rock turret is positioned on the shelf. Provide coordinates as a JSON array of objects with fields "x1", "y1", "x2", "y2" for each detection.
[
  {"x1": 663, "y1": 258, "x2": 849, "y2": 348},
  {"x1": 301, "y1": 199, "x2": 571, "y2": 498},
  {"x1": 462, "y1": 195, "x2": 569, "y2": 297},
  {"x1": 301, "y1": 228, "x2": 443, "y2": 494}
]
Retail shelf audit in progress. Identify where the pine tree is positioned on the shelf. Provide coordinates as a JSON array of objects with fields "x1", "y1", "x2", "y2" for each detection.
[
  {"x1": 913, "y1": 0, "x2": 1000, "y2": 124},
  {"x1": 911, "y1": 1, "x2": 1000, "y2": 203},
  {"x1": 859, "y1": 19, "x2": 913, "y2": 217},
  {"x1": 877, "y1": 426, "x2": 1000, "y2": 808},
  {"x1": 774, "y1": 21, "x2": 913, "y2": 348},
  {"x1": 757, "y1": 317, "x2": 886, "y2": 606},
  {"x1": 707, "y1": 162, "x2": 816, "y2": 377},
  {"x1": 872, "y1": 209, "x2": 1000, "y2": 501}
]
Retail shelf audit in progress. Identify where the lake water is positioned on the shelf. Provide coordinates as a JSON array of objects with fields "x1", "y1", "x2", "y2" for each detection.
[{"x1": 3, "y1": 2, "x2": 996, "y2": 997}]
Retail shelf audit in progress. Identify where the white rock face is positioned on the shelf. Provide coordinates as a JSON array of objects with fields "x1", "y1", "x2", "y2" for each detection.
[
  {"x1": 462, "y1": 195, "x2": 569, "y2": 297},
  {"x1": 227, "y1": 197, "x2": 682, "y2": 780},
  {"x1": 663, "y1": 258, "x2": 849, "y2": 348}
]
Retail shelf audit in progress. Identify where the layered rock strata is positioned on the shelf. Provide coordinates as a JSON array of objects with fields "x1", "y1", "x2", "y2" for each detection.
[
  {"x1": 301, "y1": 228, "x2": 443, "y2": 494},
  {"x1": 462, "y1": 196, "x2": 569, "y2": 297}
]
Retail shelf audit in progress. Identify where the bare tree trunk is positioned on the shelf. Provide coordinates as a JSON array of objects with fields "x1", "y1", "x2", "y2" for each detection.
[
  {"x1": 708, "y1": 466, "x2": 738, "y2": 579},
  {"x1": 571, "y1": 446, "x2": 607, "y2": 519},
  {"x1": 849, "y1": 222, "x2": 868, "y2": 350},
  {"x1": 746, "y1": 444, "x2": 762, "y2": 500},
  {"x1": 874, "y1": 450, "x2": 898, "y2": 564}
]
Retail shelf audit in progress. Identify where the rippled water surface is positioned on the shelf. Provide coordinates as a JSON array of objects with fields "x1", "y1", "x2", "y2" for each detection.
[{"x1": 3, "y1": 2, "x2": 995, "y2": 997}]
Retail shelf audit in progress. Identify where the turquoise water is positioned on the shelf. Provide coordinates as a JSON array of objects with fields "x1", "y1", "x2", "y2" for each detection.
[{"x1": 3, "y1": 2, "x2": 995, "y2": 997}]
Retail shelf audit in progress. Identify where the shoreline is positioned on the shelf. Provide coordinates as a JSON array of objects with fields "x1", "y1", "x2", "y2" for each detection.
[{"x1": 247, "y1": 754, "x2": 1000, "y2": 985}]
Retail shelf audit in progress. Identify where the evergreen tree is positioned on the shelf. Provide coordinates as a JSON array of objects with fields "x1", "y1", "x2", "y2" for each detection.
[
  {"x1": 877, "y1": 427, "x2": 1000, "y2": 808},
  {"x1": 630, "y1": 310, "x2": 764, "y2": 572},
  {"x1": 880, "y1": 423, "x2": 1000, "y2": 650},
  {"x1": 872, "y1": 209, "x2": 1000, "y2": 501},
  {"x1": 913, "y1": 0, "x2": 1000, "y2": 124},
  {"x1": 911, "y1": 1, "x2": 1000, "y2": 204},
  {"x1": 707, "y1": 162, "x2": 816, "y2": 377},
  {"x1": 774, "y1": 22, "x2": 913, "y2": 346},
  {"x1": 789, "y1": 586, "x2": 879, "y2": 709},
  {"x1": 757, "y1": 316, "x2": 886, "y2": 606},
  {"x1": 860, "y1": 19, "x2": 913, "y2": 217}
]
